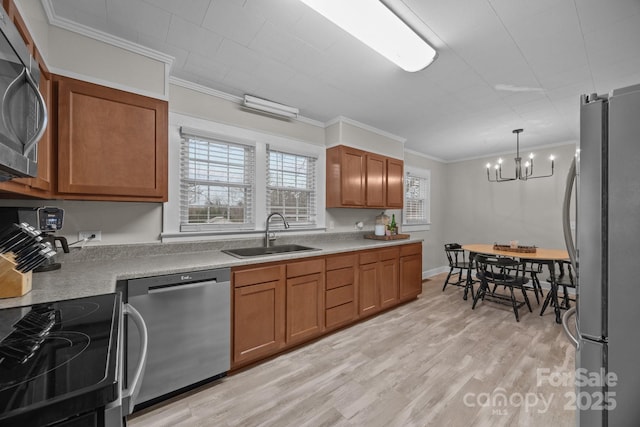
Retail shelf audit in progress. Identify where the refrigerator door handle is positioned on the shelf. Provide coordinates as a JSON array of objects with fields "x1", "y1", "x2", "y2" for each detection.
[
  {"x1": 562, "y1": 306, "x2": 579, "y2": 348},
  {"x1": 562, "y1": 157, "x2": 577, "y2": 270}
]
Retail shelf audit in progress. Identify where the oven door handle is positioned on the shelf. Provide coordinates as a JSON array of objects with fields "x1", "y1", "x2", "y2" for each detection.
[{"x1": 123, "y1": 303, "x2": 148, "y2": 414}]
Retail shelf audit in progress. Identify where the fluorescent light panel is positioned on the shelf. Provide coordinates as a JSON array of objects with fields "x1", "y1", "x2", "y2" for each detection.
[
  {"x1": 243, "y1": 95, "x2": 299, "y2": 118},
  {"x1": 299, "y1": 0, "x2": 436, "y2": 72}
]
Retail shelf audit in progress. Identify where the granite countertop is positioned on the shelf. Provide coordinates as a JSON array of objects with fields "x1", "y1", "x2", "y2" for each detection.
[{"x1": 0, "y1": 232, "x2": 422, "y2": 309}]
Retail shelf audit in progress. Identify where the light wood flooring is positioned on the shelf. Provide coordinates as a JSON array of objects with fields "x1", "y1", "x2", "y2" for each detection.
[{"x1": 128, "y1": 273, "x2": 576, "y2": 427}]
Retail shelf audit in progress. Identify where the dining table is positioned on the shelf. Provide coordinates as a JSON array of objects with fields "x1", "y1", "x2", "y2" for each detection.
[{"x1": 462, "y1": 244, "x2": 570, "y2": 324}]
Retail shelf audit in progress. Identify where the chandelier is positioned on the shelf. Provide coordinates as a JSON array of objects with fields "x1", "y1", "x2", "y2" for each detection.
[{"x1": 486, "y1": 129, "x2": 554, "y2": 182}]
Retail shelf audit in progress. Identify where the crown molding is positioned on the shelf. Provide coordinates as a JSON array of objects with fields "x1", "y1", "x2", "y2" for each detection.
[
  {"x1": 41, "y1": 0, "x2": 174, "y2": 65},
  {"x1": 41, "y1": 0, "x2": 172, "y2": 97},
  {"x1": 170, "y1": 77, "x2": 241, "y2": 103},
  {"x1": 404, "y1": 148, "x2": 446, "y2": 163},
  {"x1": 325, "y1": 116, "x2": 406, "y2": 143}
]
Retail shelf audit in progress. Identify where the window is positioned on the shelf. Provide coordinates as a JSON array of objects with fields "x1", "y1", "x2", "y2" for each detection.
[
  {"x1": 403, "y1": 167, "x2": 430, "y2": 228},
  {"x1": 179, "y1": 128, "x2": 255, "y2": 231},
  {"x1": 266, "y1": 147, "x2": 317, "y2": 227},
  {"x1": 163, "y1": 112, "x2": 326, "y2": 240}
]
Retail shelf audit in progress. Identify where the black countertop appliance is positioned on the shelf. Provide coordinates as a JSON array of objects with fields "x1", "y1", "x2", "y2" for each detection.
[{"x1": 0, "y1": 294, "x2": 122, "y2": 426}]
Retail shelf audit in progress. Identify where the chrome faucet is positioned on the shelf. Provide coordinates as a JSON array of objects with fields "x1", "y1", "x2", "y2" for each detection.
[{"x1": 265, "y1": 213, "x2": 290, "y2": 247}]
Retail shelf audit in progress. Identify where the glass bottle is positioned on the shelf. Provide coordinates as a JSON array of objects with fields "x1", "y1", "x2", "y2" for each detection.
[{"x1": 390, "y1": 214, "x2": 397, "y2": 235}]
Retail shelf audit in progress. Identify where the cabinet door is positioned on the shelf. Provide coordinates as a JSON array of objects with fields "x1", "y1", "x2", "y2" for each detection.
[
  {"x1": 233, "y1": 279, "x2": 285, "y2": 365},
  {"x1": 56, "y1": 76, "x2": 168, "y2": 201},
  {"x1": 366, "y1": 153, "x2": 386, "y2": 207},
  {"x1": 400, "y1": 253, "x2": 423, "y2": 299},
  {"x1": 341, "y1": 147, "x2": 366, "y2": 206},
  {"x1": 386, "y1": 158, "x2": 404, "y2": 208},
  {"x1": 379, "y1": 257, "x2": 399, "y2": 308},
  {"x1": 358, "y1": 262, "x2": 379, "y2": 316},
  {"x1": 327, "y1": 145, "x2": 365, "y2": 207},
  {"x1": 286, "y1": 272, "x2": 324, "y2": 344}
]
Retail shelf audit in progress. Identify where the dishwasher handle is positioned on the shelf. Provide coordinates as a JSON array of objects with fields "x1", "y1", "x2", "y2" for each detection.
[
  {"x1": 122, "y1": 303, "x2": 148, "y2": 414},
  {"x1": 148, "y1": 280, "x2": 219, "y2": 294},
  {"x1": 127, "y1": 268, "x2": 231, "y2": 298}
]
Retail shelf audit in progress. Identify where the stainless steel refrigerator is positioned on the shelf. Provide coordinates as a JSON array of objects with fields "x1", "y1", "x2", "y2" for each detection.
[{"x1": 563, "y1": 83, "x2": 640, "y2": 426}]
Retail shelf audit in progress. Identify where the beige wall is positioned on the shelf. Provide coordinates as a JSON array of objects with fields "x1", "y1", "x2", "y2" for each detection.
[{"x1": 443, "y1": 143, "x2": 577, "y2": 251}]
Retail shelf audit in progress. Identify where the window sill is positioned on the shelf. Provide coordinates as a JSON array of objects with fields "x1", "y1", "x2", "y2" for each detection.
[
  {"x1": 402, "y1": 224, "x2": 431, "y2": 232},
  {"x1": 161, "y1": 227, "x2": 327, "y2": 243}
]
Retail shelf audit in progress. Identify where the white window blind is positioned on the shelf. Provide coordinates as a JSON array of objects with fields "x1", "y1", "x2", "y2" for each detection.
[
  {"x1": 266, "y1": 146, "x2": 317, "y2": 227},
  {"x1": 404, "y1": 170, "x2": 430, "y2": 225},
  {"x1": 180, "y1": 128, "x2": 255, "y2": 231}
]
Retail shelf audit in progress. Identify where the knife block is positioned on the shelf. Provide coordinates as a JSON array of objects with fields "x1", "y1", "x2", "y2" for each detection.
[{"x1": 0, "y1": 253, "x2": 32, "y2": 298}]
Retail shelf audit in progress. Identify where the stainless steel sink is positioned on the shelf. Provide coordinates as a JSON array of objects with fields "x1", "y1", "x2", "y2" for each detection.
[{"x1": 222, "y1": 244, "x2": 321, "y2": 258}]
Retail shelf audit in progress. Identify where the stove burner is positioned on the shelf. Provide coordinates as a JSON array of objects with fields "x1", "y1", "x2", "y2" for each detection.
[
  {"x1": 0, "y1": 307, "x2": 58, "y2": 365},
  {"x1": 0, "y1": 331, "x2": 91, "y2": 391}
]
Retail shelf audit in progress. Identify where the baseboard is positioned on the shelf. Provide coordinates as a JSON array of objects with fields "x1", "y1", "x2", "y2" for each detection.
[{"x1": 423, "y1": 266, "x2": 449, "y2": 280}]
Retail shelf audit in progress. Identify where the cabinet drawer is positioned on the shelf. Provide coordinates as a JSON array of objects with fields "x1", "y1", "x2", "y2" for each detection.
[
  {"x1": 359, "y1": 251, "x2": 379, "y2": 265},
  {"x1": 326, "y1": 284, "x2": 354, "y2": 308},
  {"x1": 379, "y1": 247, "x2": 399, "y2": 261},
  {"x1": 234, "y1": 265, "x2": 284, "y2": 287},
  {"x1": 326, "y1": 267, "x2": 355, "y2": 290},
  {"x1": 326, "y1": 302, "x2": 356, "y2": 328},
  {"x1": 326, "y1": 253, "x2": 356, "y2": 271},
  {"x1": 400, "y1": 243, "x2": 421, "y2": 257},
  {"x1": 287, "y1": 259, "x2": 324, "y2": 278}
]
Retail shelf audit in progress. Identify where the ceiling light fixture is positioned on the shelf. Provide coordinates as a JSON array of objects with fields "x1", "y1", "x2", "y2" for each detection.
[
  {"x1": 243, "y1": 95, "x2": 299, "y2": 119},
  {"x1": 299, "y1": 0, "x2": 437, "y2": 72},
  {"x1": 486, "y1": 129, "x2": 554, "y2": 182}
]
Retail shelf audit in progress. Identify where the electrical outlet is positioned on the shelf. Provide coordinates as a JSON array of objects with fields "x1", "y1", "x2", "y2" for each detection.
[{"x1": 78, "y1": 230, "x2": 102, "y2": 241}]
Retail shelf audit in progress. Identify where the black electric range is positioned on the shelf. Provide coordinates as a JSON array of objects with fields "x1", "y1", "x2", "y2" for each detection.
[{"x1": 0, "y1": 293, "x2": 121, "y2": 426}]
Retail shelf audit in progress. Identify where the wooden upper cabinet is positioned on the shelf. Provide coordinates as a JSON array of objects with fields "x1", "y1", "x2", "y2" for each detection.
[
  {"x1": 327, "y1": 145, "x2": 365, "y2": 207},
  {"x1": 326, "y1": 145, "x2": 403, "y2": 209},
  {"x1": 366, "y1": 153, "x2": 386, "y2": 207},
  {"x1": 386, "y1": 158, "x2": 404, "y2": 208},
  {"x1": 56, "y1": 76, "x2": 168, "y2": 202}
]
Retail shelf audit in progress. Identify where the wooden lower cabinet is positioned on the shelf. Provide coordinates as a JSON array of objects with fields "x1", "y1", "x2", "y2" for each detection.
[
  {"x1": 286, "y1": 259, "x2": 325, "y2": 345},
  {"x1": 232, "y1": 243, "x2": 422, "y2": 368},
  {"x1": 232, "y1": 265, "x2": 285, "y2": 366},
  {"x1": 359, "y1": 247, "x2": 400, "y2": 315},
  {"x1": 400, "y1": 243, "x2": 423, "y2": 299},
  {"x1": 379, "y1": 256, "x2": 400, "y2": 308},
  {"x1": 325, "y1": 253, "x2": 358, "y2": 330}
]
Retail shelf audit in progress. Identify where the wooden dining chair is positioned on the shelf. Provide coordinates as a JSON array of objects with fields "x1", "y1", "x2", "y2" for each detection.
[
  {"x1": 473, "y1": 254, "x2": 532, "y2": 322},
  {"x1": 443, "y1": 243, "x2": 475, "y2": 300},
  {"x1": 540, "y1": 260, "x2": 576, "y2": 315},
  {"x1": 520, "y1": 259, "x2": 545, "y2": 304}
]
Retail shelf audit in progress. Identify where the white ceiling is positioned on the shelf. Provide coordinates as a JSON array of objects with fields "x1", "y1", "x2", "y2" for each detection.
[{"x1": 45, "y1": 0, "x2": 640, "y2": 161}]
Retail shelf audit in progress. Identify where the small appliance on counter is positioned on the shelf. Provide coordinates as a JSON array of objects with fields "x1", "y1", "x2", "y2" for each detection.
[{"x1": 18, "y1": 207, "x2": 69, "y2": 272}]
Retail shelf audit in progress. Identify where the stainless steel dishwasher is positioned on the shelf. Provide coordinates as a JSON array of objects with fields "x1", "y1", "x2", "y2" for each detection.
[{"x1": 125, "y1": 268, "x2": 230, "y2": 410}]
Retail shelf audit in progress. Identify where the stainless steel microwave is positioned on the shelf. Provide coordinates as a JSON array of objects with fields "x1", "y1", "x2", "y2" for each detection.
[{"x1": 0, "y1": 5, "x2": 47, "y2": 182}]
